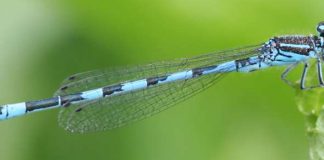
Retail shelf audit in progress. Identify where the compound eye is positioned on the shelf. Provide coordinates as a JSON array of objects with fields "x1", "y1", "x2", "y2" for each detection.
[{"x1": 317, "y1": 21, "x2": 324, "y2": 37}]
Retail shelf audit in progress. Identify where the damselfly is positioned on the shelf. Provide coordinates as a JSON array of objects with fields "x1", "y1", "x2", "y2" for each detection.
[{"x1": 1, "y1": 22, "x2": 324, "y2": 133}]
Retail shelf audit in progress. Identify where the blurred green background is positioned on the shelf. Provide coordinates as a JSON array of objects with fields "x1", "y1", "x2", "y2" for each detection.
[{"x1": 0, "y1": 0, "x2": 323, "y2": 160}]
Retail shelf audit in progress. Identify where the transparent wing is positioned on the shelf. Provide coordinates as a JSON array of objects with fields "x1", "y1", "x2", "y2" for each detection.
[
  {"x1": 56, "y1": 45, "x2": 263, "y2": 133},
  {"x1": 60, "y1": 72, "x2": 225, "y2": 133},
  {"x1": 55, "y1": 45, "x2": 262, "y2": 96}
]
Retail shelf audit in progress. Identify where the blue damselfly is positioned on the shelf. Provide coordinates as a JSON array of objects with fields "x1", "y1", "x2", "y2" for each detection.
[{"x1": 1, "y1": 22, "x2": 324, "y2": 133}]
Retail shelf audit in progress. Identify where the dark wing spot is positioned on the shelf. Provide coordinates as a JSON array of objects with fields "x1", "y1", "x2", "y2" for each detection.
[
  {"x1": 68, "y1": 76, "x2": 76, "y2": 80},
  {"x1": 60, "y1": 86, "x2": 68, "y2": 91},
  {"x1": 75, "y1": 108, "x2": 82, "y2": 112},
  {"x1": 63, "y1": 102, "x2": 71, "y2": 108}
]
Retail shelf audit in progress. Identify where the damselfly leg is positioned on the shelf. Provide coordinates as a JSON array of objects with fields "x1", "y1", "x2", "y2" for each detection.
[
  {"x1": 316, "y1": 58, "x2": 324, "y2": 85},
  {"x1": 300, "y1": 62, "x2": 309, "y2": 90},
  {"x1": 280, "y1": 57, "x2": 324, "y2": 90},
  {"x1": 281, "y1": 63, "x2": 299, "y2": 87}
]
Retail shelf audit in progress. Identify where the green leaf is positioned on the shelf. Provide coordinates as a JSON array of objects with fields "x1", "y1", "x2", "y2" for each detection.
[{"x1": 295, "y1": 59, "x2": 324, "y2": 160}]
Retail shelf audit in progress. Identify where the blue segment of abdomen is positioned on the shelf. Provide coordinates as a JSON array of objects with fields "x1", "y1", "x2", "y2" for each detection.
[{"x1": 200, "y1": 56, "x2": 266, "y2": 74}]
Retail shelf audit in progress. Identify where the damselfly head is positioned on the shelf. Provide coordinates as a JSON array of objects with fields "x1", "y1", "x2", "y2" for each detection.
[{"x1": 317, "y1": 21, "x2": 324, "y2": 37}]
